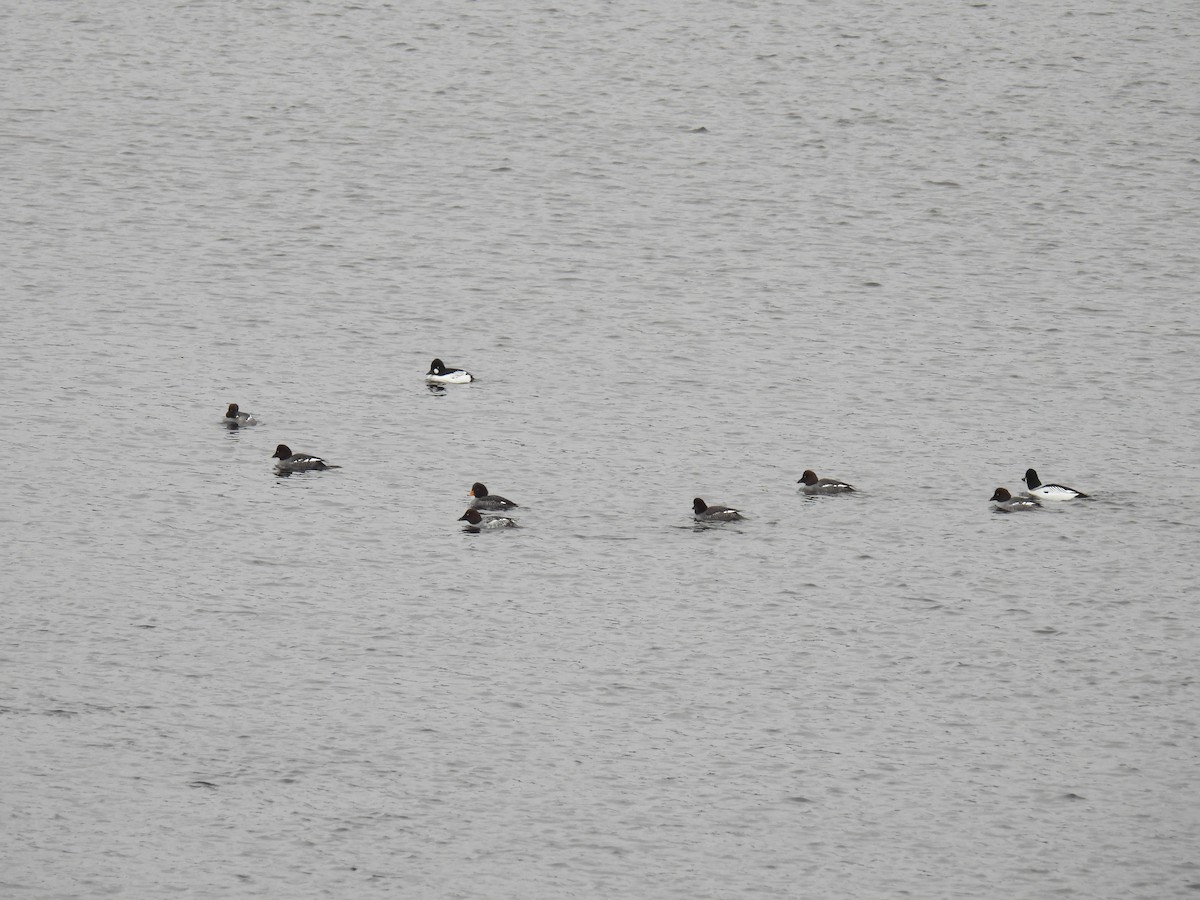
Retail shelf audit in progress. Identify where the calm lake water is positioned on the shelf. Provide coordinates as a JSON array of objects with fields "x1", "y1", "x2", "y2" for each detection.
[{"x1": 3, "y1": 1, "x2": 1198, "y2": 897}]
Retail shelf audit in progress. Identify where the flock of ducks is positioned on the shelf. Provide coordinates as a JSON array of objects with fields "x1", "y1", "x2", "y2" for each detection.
[{"x1": 225, "y1": 358, "x2": 1092, "y2": 530}]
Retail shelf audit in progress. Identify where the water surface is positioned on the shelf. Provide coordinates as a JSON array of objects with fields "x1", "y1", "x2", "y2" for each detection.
[{"x1": 3, "y1": 1, "x2": 1198, "y2": 897}]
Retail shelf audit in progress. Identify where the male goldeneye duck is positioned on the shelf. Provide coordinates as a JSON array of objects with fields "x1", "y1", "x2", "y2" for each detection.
[
  {"x1": 469, "y1": 482, "x2": 518, "y2": 510},
  {"x1": 797, "y1": 469, "x2": 855, "y2": 494},
  {"x1": 271, "y1": 444, "x2": 340, "y2": 472},
  {"x1": 224, "y1": 403, "x2": 258, "y2": 427},
  {"x1": 990, "y1": 487, "x2": 1041, "y2": 512},
  {"x1": 693, "y1": 497, "x2": 745, "y2": 521},
  {"x1": 426, "y1": 358, "x2": 474, "y2": 384},
  {"x1": 458, "y1": 508, "x2": 517, "y2": 531},
  {"x1": 1022, "y1": 468, "x2": 1088, "y2": 500}
]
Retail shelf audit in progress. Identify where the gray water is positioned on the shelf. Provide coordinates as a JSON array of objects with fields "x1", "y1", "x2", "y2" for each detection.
[{"x1": 3, "y1": 0, "x2": 1198, "y2": 897}]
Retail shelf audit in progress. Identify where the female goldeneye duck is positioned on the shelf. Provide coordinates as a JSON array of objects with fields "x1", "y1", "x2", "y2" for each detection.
[
  {"x1": 224, "y1": 403, "x2": 258, "y2": 427},
  {"x1": 990, "y1": 487, "x2": 1041, "y2": 512},
  {"x1": 271, "y1": 444, "x2": 340, "y2": 472},
  {"x1": 426, "y1": 358, "x2": 474, "y2": 384},
  {"x1": 693, "y1": 497, "x2": 745, "y2": 521},
  {"x1": 469, "y1": 482, "x2": 518, "y2": 510},
  {"x1": 797, "y1": 469, "x2": 855, "y2": 494},
  {"x1": 1022, "y1": 468, "x2": 1088, "y2": 500},
  {"x1": 458, "y1": 508, "x2": 517, "y2": 531}
]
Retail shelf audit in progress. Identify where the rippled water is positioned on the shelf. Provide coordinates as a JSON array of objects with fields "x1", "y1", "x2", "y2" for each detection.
[{"x1": 3, "y1": 1, "x2": 1198, "y2": 897}]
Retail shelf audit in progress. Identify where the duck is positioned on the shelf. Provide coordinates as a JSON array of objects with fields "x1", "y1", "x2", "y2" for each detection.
[
  {"x1": 469, "y1": 482, "x2": 518, "y2": 510},
  {"x1": 693, "y1": 497, "x2": 745, "y2": 521},
  {"x1": 990, "y1": 487, "x2": 1041, "y2": 512},
  {"x1": 272, "y1": 444, "x2": 340, "y2": 472},
  {"x1": 797, "y1": 469, "x2": 855, "y2": 494},
  {"x1": 1022, "y1": 468, "x2": 1088, "y2": 500},
  {"x1": 426, "y1": 359, "x2": 474, "y2": 384},
  {"x1": 223, "y1": 403, "x2": 258, "y2": 427},
  {"x1": 459, "y1": 508, "x2": 517, "y2": 531}
]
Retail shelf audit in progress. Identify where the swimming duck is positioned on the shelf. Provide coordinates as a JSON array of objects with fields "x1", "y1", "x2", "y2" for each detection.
[
  {"x1": 693, "y1": 497, "x2": 745, "y2": 521},
  {"x1": 224, "y1": 403, "x2": 258, "y2": 427},
  {"x1": 1022, "y1": 468, "x2": 1088, "y2": 500},
  {"x1": 459, "y1": 508, "x2": 517, "y2": 531},
  {"x1": 426, "y1": 359, "x2": 474, "y2": 384},
  {"x1": 272, "y1": 444, "x2": 340, "y2": 472},
  {"x1": 990, "y1": 487, "x2": 1040, "y2": 512},
  {"x1": 797, "y1": 470, "x2": 855, "y2": 494},
  {"x1": 469, "y1": 482, "x2": 518, "y2": 510}
]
